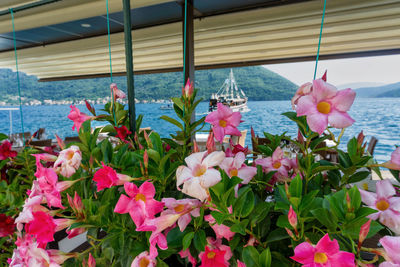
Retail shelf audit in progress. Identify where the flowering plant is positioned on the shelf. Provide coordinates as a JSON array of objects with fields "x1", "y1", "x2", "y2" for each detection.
[{"x1": 1, "y1": 75, "x2": 400, "y2": 267}]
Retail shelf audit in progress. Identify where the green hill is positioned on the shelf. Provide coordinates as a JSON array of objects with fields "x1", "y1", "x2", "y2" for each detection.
[
  {"x1": 355, "y1": 82, "x2": 400, "y2": 98},
  {"x1": 0, "y1": 66, "x2": 297, "y2": 104}
]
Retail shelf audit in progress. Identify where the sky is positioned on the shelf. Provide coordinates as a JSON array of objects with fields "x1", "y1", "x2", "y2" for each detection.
[{"x1": 264, "y1": 54, "x2": 400, "y2": 87}]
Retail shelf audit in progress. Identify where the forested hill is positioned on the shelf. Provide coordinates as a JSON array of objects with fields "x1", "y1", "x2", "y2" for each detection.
[{"x1": 0, "y1": 66, "x2": 298, "y2": 104}]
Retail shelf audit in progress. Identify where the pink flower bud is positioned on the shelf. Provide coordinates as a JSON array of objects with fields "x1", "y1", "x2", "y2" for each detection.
[
  {"x1": 297, "y1": 130, "x2": 304, "y2": 145},
  {"x1": 321, "y1": 70, "x2": 327, "y2": 81},
  {"x1": 85, "y1": 100, "x2": 96, "y2": 116},
  {"x1": 346, "y1": 192, "x2": 352, "y2": 211},
  {"x1": 143, "y1": 130, "x2": 152, "y2": 148},
  {"x1": 143, "y1": 150, "x2": 149, "y2": 170},
  {"x1": 357, "y1": 131, "x2": 365, "y2": 146},
  {"x1": 183, "y1": 78, "x2": 194, "y2": 99},
  {"x1": 288, "y1": 205, "x2": 297, "y2": 229},
  {"x1": 206, "y1": 131, "x2": 216, "y2": 154},
  {"x1": 358, "y1": 219, "x2": 371, "y2": 249},
  {"x1": 88, "y1": 253, "x2": 96, "y2": 267},
  {"x1": 55, "y1": 134, "x2": 65, "y2": 150},
  {"x1": 285, "y1": 227, "x2": 295, "y2": 239},
  {"x1": 193, "y1": 140, "x2": 199, "y2": 153},
  {"x1": 251, "y1": 126, "x2": 255, "y2": 139}
]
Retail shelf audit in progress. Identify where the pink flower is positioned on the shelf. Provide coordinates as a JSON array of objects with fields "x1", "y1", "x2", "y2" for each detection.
[
  {"x1": 0, "y1": 140, "x2": 17, "y2": 160},
  {"x1": 201, "y1": 237, "x2": 232, "y2": 266},
  {"x1": 382, "y1": 147, "x2": 400, "y2": 170},
  {"x1": 115, "y1": 126, "x2": 132, "y2": 141},
  {"x1": 379, "y1": 236, "x2": 400, "y2": 267},
  {"x1": 93, "y1": 162, "x2": 131, "y2": 191},
  {"x1": 15, "y1": 187, "x2": 46, "y2": 231},
  {"x1": 25, "y1": 211, "x2": 56, "y2": 247},
  {"x1": 199, "y1": 246, "x2": 227, "y2": 267},
  {"x1": 205, "y1": 103, "x2": 242, "y2": 143},
  {"x1": 182, "y1": 78, "x2": 194, "y2": 99},
  {"x1": 291, "y1": 233, "x2": 355, "y2": 266},
  {"x1": 288, "y1": 205, "x2": 298, "y2": 229},
  {"x1": 114, "y1": 182, "x2": 164, "y2": 227},
  {"x1": 33, "y1": 153, "x2": 57, "y2": 162},
  {"x1": 67, "y1": 192, "x2": 84, "y2": 217},
  {"x1": 0, "y1": 214, "x2": 15, "y2": 237},
  {"x1": 161, "y1": 198, "x2": 201, "y2": 231},
  {"x1": 131, "y1": 251, "x2": 156, "y2": 267},
  {"x1": 204, "y1": 214, "x2": 235, "y2": 241},
  {"x1": 295, "y1": 79, "x2": 356, "y2": 134},
  {"x1": 67, "y1": 105, "x2": 93, "y2": 132},
  {"x1": 54, "y1": 145, "x2": 81, "y2": 177},
  {"x1": 137, "y1": 213, "x2": 181, "y2": 258},
  {"x1": 237, "y1": 260, "x2": 246, "y2": 267},
  {"x1": 255, "y1": 147, "x2": 292, "y2": 181},
  {"x1": 359, "y1": 180, "x2": 400, "y2": 234},
  {"x1": 177, "y1": 151, "x2": 225, "y2": 201},
  {"x1": 110, "y1": 83, "x2": 126, "y2": 100},
  {"x1": 179, "y1": 249, "x2": 197, "y2": 267},
  {"x1": 225, "y1": 139, "x2": 249, "y2": 157},
  {"x1": 220, "y1": 152, "x2": 257, "y2": 184},
  {"x1": 292, "y1": 82, "x2": 313, "y2": 109}
]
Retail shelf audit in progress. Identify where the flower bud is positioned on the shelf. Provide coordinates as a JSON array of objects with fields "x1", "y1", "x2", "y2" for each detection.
[
  {"x1": 85, "y1": 100, "x2": 96, "y2": 116},
  {"x1": 56, "y1": 134, "x2": 65, "y2": 150},
  {"x1": 288, "y1": 205, "x2": 297, "y2": 229},
  {"x1": 193, "y1": 140, "x2": 199, "y2": 153},
  {"x1": 183, "y1": 78, "x2": 194, "y2": 99},
  {"x1": 88, "y1": 253, "x2": 96, "y2": 267},
  {"x1": 297, "y1": 130, "x2": 304, "y2": 145},
  {"x1": 143, "y1": 130, "x2": 153, "y2": 149},
  {"x1": 143, "y1": 150, "x2": 149, "y2": 171},
  {"x1": 206, "y1": 131, "x2": 216, "y2": 154},
  {"x1": 321, "y1": 70, "x2": 327, "y2": 81},
  {"x1": 346, "y1": 192, "x2": 352, "y2": 212},
  {"x1": 285, "y1": 227, "x2": 296, "y2": 239},
  {"x1": 358, "y1": 219, "x2": 371, "y2": 250}
]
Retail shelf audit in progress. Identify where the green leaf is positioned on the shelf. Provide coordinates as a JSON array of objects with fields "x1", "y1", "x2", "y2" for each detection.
[
  {"x1": 266, "y1": 228, "x2": 289, "y2": 243},
  {"x1": 289, "y1": 174, "x2": 302, "y2": 198},
  {"x1": 311, "y1": 208, "x2": 338, "y2": 230},
  {"x1": 347, "y1": 137, "x2": 358, "y2": 158},
  {"x1": 0, "y1": 133, "x2": 8, "y2": 142},
  {"x1": 101, "y1": 140, "x2": 113, "y2": 164},
  {"x1": 259, "y1": 248, "x2": 272, "y2": 267},
  {"x1": 103, "y1": 247, "x2": 114, "y2": 261},
  {"x1": 182, "y1": 232, "x2": 194, "y2": 251},
  {"x1": 193, "y1": 230, "x2": 207, "y2": 252},
  {"x1": 234, "y1": 187, "x2": 255, "y2": 218},
  {"x1": 160, "y1": 115, "x2": 184, "y2": 130},
  {"x1": 348, "y1": 171, "x2": 370, "y2": 183},
  {"x1": 230, "y1": 222, "x2": 246, "y2": 235},
  {"x1": 210, "y1": 211, "x2": 228, "y2": 225},
  {"x1": 242, "y1": 246, "x2": 260, "y2": 267}
]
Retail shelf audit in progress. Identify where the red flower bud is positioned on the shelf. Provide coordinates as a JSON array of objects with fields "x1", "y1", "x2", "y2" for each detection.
[
  {"x1": 206, "y1": 131, "x2": 216, "y2": 154},
  {"x1": 288, "y1": 205, "x2": 298, "y2": 229},
  {"x1": 321, "y1": 70, "x2": 327, "y2": 82},
  {"x1": 358, "y1": 219, "x2": 371, "y2": 251},
  {"x1": 193, "y1": 140, "x2": 199, "y2": 153}
]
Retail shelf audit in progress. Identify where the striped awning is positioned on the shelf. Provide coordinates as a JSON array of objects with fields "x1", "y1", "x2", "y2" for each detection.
[{"x1": 0, "y1": 0, "x2": 399, "y2": 80}]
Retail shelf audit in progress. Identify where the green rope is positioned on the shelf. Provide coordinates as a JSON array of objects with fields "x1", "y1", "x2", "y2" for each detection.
[
  {"x1": 106, "y1": 0, "x2": 117, "y2": 126},
  {"x1": 10, "y1": 8, "x2": 25, "y2": 144},
  {"x1": 313, "y1": 0, "x2": 327, "y2": 80},
  {"x1": 183, "y1": 0, "x2": 187, "y2": 86}
]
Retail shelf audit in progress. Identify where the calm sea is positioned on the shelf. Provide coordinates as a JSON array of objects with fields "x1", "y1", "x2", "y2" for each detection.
[{"x1": 0, "y1": 98, "x2": 399, "y2": 163}]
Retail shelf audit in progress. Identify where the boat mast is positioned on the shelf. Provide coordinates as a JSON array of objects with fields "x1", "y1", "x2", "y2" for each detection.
[{"x1": 230, "y1": 69, "x2": 234, "y2": 99}]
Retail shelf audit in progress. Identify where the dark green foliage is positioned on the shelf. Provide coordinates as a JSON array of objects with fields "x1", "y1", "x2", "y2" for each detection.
[{"x1": 0, "y1": 66, "x2": 297, "y2": 103}]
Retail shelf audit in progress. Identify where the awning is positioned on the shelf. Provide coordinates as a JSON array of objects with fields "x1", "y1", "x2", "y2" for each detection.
[{"x1": 0, "y1": 0, "x2": 399, "y2": 80}]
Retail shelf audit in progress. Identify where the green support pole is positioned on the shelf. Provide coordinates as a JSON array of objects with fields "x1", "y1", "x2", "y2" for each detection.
[{"x1": 122, "y1": 0, "x2": 136, "y2": 133}]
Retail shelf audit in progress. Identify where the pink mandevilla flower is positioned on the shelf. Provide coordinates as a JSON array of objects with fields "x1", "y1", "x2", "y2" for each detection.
[
  {"x1": 379, "y1": 236, "x2": 400, "y2": 267},
  {"x1": 0, "y1": 140, "x2": 17, "y2": 160},
  {"x1": 25, "y1": 211, "x2": 57, "y2": 247},
  {"x1": 295, "y1": 78, "x2": 356, "y2": 135},
  {"x1": 255, "y1": 147, "x2": 292, "y2": 181},
  {"x1": 220, "y1": 152, "x2": 257, "y2": 184},
  {"x1": 179, "y1": 249, "x2": 197, "y2": 267},
  {"x1": 54, "y1": 145, "x2": 82, "y2": 178},
  {"x1": 291, "y1": 233, "x2": 355, "y2": 266},
  {"x1": 67, "y1": 105, "x2": 93, "y2": 132},
  {"x1": 204, "y1": 214, "x2": 235, "y2": 241},
  {"x1": 205, "y1": 103, "x2": 242, "y2": 143},
  {"x1": 382, "y1": 147, "x2": 400, "y2": 171},
  {"x1": 359, "y1": 180, "x2": 400, "y2": 234},
  {"x1": 199, "y1": 237, "x2": 232, "y2": 267},
  {"x1": 291, "y1": 82, "x2": 313, "y2": 109},
  {"x1": 114, "y1": 181, "x2": 164, "y2": 228},
  {"x1": 131, "y1": 251, "x2": 156, "y2": 267},
  {"x1": 161, "y1": 198, "x2": 201, "y2": 231},
  {"x1": 110, "y1": 83, "x2": 126, "y2": 100},
  {"x1": 93, "y1": 162, "x2": 131, "y2": 191},
  {"x1": 176, "y1": 151, "x2": 225, "y2": 201}
]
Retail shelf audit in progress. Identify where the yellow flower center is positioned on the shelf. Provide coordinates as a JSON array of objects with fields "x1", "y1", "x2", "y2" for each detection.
[
  {"x1": 139, "y1": 257, "x2": 150, "y2": 267},
  {"x1": 376, "y1": 199, "x2": 390, "y2": 211},
  {"x1": 314, "y1": 252, "x2": 328, "y2": 263},
  {"x1": 207, "y1": 251, "x2": 216, "y2": 259},
  {"x1": 193, "y1": 165, "x2": 207, "y2": 177},
  {"x1": 317, "y1": 101, "x2": 331, "y2": 114},
  {"x1": 273, "y1": 161, "x2": 281, "y2": 169},
  {"x1": 362, "y1": 183, "x2": 369, "y2": 191},
  {"x1": 174, "y1": 204, "x2": 185, "y2": 213},
  {"x1": 135, "y1": 193, "x2": 146, "y2": 202},
  {"x1": 66, "y1": 150, "x2": 74, "y2": 160},
  {"x1": 219, "y1": 120, "x2": 227, "y2": 127},
  {"x1": 230, "y1": 168, "x2": 238, "y2": 177}
]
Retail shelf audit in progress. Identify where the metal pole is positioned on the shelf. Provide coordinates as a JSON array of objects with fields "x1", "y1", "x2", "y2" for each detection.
[
  {"x1": 122, "y1": 0, "x2": 136, "y2": 133},
  {"x1": 183, "y1": 0, "x2": 195, "y2": 123},
  {"x1": 10, "y1": 110, "x2": 12, "y2": 134}
]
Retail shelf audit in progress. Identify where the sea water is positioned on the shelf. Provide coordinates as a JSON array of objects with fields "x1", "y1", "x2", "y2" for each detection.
[{"x1": 0, "y1": 98, "x2": 399, "y2": 162}]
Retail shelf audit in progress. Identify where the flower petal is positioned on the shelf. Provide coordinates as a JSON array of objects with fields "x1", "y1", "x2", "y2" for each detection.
[
  {"x1": 307, "y1": 112, "x2": 328, "y2": 135},
  {"x1": 312, "y1": 79, "x2": 337, "y2": 102},
  {"x1": 296, "y1": 95, "x2": 317, "y2": 116},
  {"x1": 185, "y1": 151, "x2": 206, "y2": 170},
  {"x1": 237, "y1": 166, "x2": 257, "y2": 184},
  {"x1": 228, "y1": 112, "x2": 242, "y2": 127},
  {"x1": 139, "y1": 181, "x2": 156, "y2": 198},
  {"x1": 328, "y1": 110, "x2": 355, "y2": 129},
  {"x1": 182, "y1": 179, "x2": 209, "y2": 201},
  {"x1": 224, "y1": 125, "x2": 242, "y2": 136},
  {"x1": 359, "y1": 189, "x2": 377, "y2": 206},
  {"x1": 203, "y1": 151, "x2": 225, "y2": 168},
  {"x1": 176, "y1": 166, "x2": 193, "y2": 188},
  {"x1": 315, "y1": 233, "x2": 339, "y2": 257},
  {"x1": 331, "y1": 88, "x2": 356, "y2": 112},
  {"x1": 290, "y1": 242, "x2": 315, "y2": 264},
  {"x1": 213, "y1": 126, "x2": 225, "y2": 143},
  {"x1": 217, "y1": 103, "x2": 233, "y2": 117},
  {"x1": 376, "y1": 180, "x2": 396, "y2": 199},
  {"x1": 380, "y1": 236, "x2": 400, "y2": 264},
  {"x1": 200, "y1": 168, "x2": 222, "y2": 188}
]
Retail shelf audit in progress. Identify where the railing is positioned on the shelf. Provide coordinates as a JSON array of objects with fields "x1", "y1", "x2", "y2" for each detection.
[{"x1": 0, "y1": 107, "x2": 19, "y2": 134}]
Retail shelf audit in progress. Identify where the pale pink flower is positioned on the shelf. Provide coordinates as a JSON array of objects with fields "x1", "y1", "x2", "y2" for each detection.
[
  {"x1": 161, "y1": 198, "x2": 201, "y2": 231},
  {"x1": 379, "y1": 236, "x2": 400, "y2": 267},
  {"x1": 68, "y1": 105, "x2": 93, "y2": 132},
  {"x1": 131, "y1": 251, "x2": 156, "y2": 267},
  {"x1": 291, "y1": 82, "x2": 313, "y2": 109},
  {"x1": 255, "y1": 147, "x2": 292, "y2": 181},
  {"x1": 110, "y1": 83, "x2": 126, "y2": 100},
  {"x1": 54, "y1": 145, "x2": 82, "y2": 178},
  {"x1": 382, "y1": 147, "x2": 400, "y2": 170},
  {"x1": 295, "y1": 79, "x2": 356, "y2": 134},
  {"x1": 0, "y1": 140, "x2": 17, "y2": 160},
  {"x1": 291, "y1": 233, "x2": 355, "y2": 266},
  {"x1": 114, "y1": 182, "x2": 164, "y2": 227},
  {"x1": 25, "y1": 211, "x2": 57, "y2": 247},
  {"x1": 359, "y1": 180, "x2": 400, "y2": 234},
  {"x1": 137, "y1": 213, "x2": 181, "y2": 258},
  {"x1": 204, "y1": 214, "x2": 235, "y2": 241},
  {"x1": 179, "y1": 249, "x2": 197, "y2": 267},
  {"x1": 219, "y1": 152, "x2": 257, "y2": 184},
  {"x1": 93, "y1": 162, "x2": 131, "y2": 191},
  {"x1": 177, "y1": 151, "x2": 225, "y2": 201},
  {"x1": 205, "y1": 103, "x2": 242, "y2": 143}
]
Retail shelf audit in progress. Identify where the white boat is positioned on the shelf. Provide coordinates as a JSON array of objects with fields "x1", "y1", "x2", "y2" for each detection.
[
  {"x1": 159, "y1": 102, "x2": 173, "y2": 110},
  {"x1": 208, "y1": 69, "x2": 249, "y2": 113}
]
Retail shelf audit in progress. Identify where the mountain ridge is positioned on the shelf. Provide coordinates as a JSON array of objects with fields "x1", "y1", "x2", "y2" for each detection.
[{"x1": 355, "y1": 82, "x2": 400, "y2": 98}]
